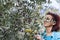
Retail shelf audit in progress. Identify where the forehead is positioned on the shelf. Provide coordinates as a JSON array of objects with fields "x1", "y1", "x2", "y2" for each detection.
[{"x1": 45, "y1": 15, "x2": 53, "y2": 19}]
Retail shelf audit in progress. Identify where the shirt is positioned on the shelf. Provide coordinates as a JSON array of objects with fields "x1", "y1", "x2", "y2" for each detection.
[{"x1": 42, "y1": 32, "x2": 60, "y2": 40}]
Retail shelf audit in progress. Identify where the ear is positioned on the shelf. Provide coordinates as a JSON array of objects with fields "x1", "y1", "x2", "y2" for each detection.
[{"x1": 53, "y1": 21, "x2": 56, "y2": 25}]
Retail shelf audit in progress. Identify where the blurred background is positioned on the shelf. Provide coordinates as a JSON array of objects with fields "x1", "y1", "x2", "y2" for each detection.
[{"x1": 0, "y1": 0, "x2": 60, "y2": 40}]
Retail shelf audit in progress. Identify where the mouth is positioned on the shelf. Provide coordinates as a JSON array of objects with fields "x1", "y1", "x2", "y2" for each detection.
[{"x1": 44, "y1": 21, "x2": 48, "y2": 25}]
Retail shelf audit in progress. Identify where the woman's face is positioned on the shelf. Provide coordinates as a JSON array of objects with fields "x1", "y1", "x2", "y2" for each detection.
[{"x1": 44, "y1": 15, "x2": 55, "y2": 27}]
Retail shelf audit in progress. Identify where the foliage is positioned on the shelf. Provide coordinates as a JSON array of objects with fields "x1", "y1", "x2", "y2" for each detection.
[{"x1": 0, "y1": 0, "x2": 46, "y2": 40}]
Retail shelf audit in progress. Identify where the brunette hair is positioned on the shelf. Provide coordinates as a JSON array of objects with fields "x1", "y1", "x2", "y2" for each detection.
[{"x1": 46, "y1": 12, "x2": 60, "y2": 32}]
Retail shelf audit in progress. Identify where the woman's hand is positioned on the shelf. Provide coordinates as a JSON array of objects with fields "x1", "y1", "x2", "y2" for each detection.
[{"x1": 34, "y1": 34, "x2": 42, "y2": 40}]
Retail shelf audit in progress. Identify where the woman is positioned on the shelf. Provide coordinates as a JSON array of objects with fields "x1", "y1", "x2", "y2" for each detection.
[{"x1": 35, "y1": 12, "x2": 60, "y2": 40}]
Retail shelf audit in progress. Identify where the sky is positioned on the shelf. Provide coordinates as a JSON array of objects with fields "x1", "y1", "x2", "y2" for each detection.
[
  {"x1": 41, "y1": 0, "x2": 60, "y2": 14},
  {"x1": 50, "y1": 0, "x2": 60, "y2": 10}
]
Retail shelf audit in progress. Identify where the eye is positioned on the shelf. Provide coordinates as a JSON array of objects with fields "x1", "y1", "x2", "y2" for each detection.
[
  {"x1": 45, "y1": 17, "x2": 50, "y2": 20},
  {"x1": 46, "y1": 18, "x2": 50, "y2": 20}
]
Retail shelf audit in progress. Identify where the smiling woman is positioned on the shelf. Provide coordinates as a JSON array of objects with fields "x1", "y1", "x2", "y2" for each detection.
[
  {"x1": 35, "y1": 12, "x2": 60, "y2": 40},
  {"x1": 45, "y1": 12, "x2": 60, "y2": 32}
]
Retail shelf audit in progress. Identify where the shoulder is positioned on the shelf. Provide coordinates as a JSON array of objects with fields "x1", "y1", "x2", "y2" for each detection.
[
  {"x1": 53, "y1": 32, "x2": 60, "y2": 39},
  {"x1": 53, "y1": 32, "x2": 60, "y2": 35}
]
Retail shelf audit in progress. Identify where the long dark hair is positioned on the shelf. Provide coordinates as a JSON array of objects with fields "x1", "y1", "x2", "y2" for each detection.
[{"x1": 46, "y1": 12, "x2": 60, "y2": 32}]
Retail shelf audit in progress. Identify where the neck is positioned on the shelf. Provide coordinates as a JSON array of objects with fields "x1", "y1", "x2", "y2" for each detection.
[{"x1": 46, "y1": 26, "x2": 53, "y2": 36}]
